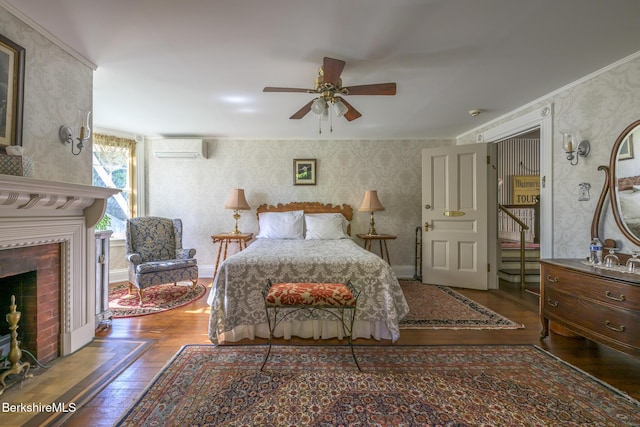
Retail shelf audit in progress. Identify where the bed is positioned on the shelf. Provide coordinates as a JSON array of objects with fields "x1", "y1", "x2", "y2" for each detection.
[
  {"x1": 207, "y1": 202, "x2": 409, "y2": 344},
  {"x1": 617, "y1": 176, "x2": 640, "y2": 238}
]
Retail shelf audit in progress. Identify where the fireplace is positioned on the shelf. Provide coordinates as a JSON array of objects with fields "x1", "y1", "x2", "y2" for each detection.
[
  {"x1": 0, "y1": 175, "x2": 119, "y2": 357},
  {"x1": 0, "y1": 244, "x2": 61, "y2": 364}
]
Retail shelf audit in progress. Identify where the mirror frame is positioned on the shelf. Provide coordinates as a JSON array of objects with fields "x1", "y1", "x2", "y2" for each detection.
[{"x1": 607, "y1": 118, "x2": 640, "y2": 247}]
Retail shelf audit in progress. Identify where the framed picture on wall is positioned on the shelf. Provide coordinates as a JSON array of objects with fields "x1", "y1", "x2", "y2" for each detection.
[
  {"x1": 619, "y1": 135, "x2": 634, "y2": 160},
  {"x1": 293, "y1": 159, "x2": 316, "y2": 185},
  {"x1": 0, "y1": 34, "x2": 25, "y2": 149}
]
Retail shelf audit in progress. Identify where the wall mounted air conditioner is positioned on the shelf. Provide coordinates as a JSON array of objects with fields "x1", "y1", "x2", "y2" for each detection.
[{"x1": 152, "y1": 139, "x2": 207, "y2": 159}]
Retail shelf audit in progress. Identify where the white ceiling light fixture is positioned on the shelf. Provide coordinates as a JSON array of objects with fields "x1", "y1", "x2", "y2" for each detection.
[
  {"x1": 264, "y1": 57, "x2": 395, "y2": 134},
  {"x1": 309, "y1": 95, "x2": 351, "y2": 134},
  {"x1": 333, "y1": 97, "x2": 348, "y2": 117},
  {"x1": 311, "y1": 97, "x2": 327, "y2": 115}
]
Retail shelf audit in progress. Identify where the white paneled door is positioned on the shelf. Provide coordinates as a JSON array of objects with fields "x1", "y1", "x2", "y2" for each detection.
[{"x1": 421, "y1": 143, "x2": 497, "y2": 290}]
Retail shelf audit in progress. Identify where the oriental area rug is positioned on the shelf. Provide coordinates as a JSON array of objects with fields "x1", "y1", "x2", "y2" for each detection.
[
  {"x1": 116, "y1": 344, "x2": 640, "y2": 426},
  {"x1": 399, "y1": 281, "x2": 523, "y2": 329},
  {"x1": 108, "y1": 282, "x2": 207, "y2": 318}
]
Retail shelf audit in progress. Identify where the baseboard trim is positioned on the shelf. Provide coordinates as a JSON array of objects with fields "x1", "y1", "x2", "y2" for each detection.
[
  {"x1": 393, "y1": 265, "x2": 416, "y2": 280},
  {"x1": 110, "y1": 269, "x2": 128, "y2": 284}
]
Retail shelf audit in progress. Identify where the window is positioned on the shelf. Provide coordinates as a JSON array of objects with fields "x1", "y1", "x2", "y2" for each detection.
[{"x1": 92, "y1": 133, "x2": 137, "y2": 239}]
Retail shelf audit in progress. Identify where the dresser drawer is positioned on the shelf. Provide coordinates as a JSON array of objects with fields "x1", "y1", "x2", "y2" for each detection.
[
  {"x1": 542, "y1": 266, "x2": 640, "y2": 311},
  {"x1": 544, "y1": 287, "x2": 640, "y2": 348}
]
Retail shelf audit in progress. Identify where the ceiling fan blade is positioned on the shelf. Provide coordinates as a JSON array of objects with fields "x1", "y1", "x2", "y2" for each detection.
[
  {"x1": 339, "y1": 98, "x2": 362, "y2": 121},
  {"x1": 289, "y1": 100, "x2": 313, "y2": 119},
  {"x1": 344, "y1": 83, "x2": 397, "y2": 96},
  {"x1": 263, "y1": 87, "x2": 314, "y2": 93},
  {"x1": 322, "y1": 57, "x2": 346, "y2": 86}
]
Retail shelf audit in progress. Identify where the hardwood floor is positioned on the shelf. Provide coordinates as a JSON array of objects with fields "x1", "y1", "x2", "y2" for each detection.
[{"x1": 61, "y1": 279, "x2": 640, "y2": 426}]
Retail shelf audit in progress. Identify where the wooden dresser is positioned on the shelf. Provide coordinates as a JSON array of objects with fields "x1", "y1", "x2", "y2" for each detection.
[{"x1": 540, "y1": 259, "x2": 640, "y2": 357}]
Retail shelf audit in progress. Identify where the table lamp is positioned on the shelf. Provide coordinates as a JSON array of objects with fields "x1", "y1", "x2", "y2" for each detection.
[
  {"x1": 224, "y1": 189, "x2": 250, "y2": 234},
  {"x1": 359, "y1": 190, "x2": 385, "y2": 235}
]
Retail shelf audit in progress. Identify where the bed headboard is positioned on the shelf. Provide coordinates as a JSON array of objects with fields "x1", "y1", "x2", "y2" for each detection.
[
  {"x1": 618, "y1": 175, "x2": 640, "y2": 191},
  {"x1": 256, "y1": 202, "x2": 354, "y2": 235}
]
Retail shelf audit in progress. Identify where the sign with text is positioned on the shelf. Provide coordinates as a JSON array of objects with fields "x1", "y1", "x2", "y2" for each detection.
[{"x1": 512, "y1": 175, "x2": 539, "y2": 205}]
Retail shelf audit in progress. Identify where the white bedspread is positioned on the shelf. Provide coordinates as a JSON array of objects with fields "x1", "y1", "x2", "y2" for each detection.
[{"x1": 207, "y1": 238, "x2": 409, "y2": 343}]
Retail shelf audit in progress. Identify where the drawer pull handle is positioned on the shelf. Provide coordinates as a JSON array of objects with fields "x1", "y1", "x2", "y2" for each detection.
[
  {"x1": 545, "y1": 275, "x2": 559, "y2": 283},
  {"x1": 605, "y1": 291, "x2": 625, "y2": 302},
  {"x1": 546, "y1": 299, "x2": 559, "y2": 307},
  {"x1": 605, "y1": 321, "x2": 625, "y2": 333}
]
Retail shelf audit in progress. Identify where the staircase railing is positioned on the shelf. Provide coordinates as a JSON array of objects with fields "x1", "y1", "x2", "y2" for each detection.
[{"x1": 498, "y1": 204, "x2": 529, "y2": 290}]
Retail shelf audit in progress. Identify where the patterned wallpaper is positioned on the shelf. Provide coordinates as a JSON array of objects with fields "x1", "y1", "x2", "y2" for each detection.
[
  {"x1": 146, "y1": 138, "x2": 453, "y2": 273},
  {"x1": 0, "y1": 7, "x2": 93, "y2": 184},
  {"x1": 7, "y1": 2, "x2": 640, "y2": 271},
  {"x1": 458, "y1": 55, "x2": 640, "y2": 257}
]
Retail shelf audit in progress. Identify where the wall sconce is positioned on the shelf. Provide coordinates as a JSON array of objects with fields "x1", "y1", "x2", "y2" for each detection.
[
  {"x1": 59, "y1": 110, "x2": 91, "y2": 156},
  {"x1": 562, "y1": 132, "x2": 590, "y2": 166}
]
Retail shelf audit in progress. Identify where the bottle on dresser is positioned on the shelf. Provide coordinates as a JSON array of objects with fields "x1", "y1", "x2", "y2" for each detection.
[{"x1": 589, "y1": 237, "x2": 603, "y2": 265}]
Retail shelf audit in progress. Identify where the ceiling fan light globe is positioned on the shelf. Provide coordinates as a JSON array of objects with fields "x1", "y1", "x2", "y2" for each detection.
[
  {"x1": 311, "y1": 97, "x2": 326, "y2": 115},
  {"x1": 334, "y1": 99, "x2": 348, "y2": 117}
]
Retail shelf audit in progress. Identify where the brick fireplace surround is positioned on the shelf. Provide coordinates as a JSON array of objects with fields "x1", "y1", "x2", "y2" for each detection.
[
  {"x1": 0, "y1": 175, "x2": 118, "y2": 361},
  {"x1": 0, "y1": 244, "x2": 61, "y2": 364}
]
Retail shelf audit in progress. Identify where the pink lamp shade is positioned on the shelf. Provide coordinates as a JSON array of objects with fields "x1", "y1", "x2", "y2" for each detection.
[
  {"x1": 224, "y1": 189, "x2": 250, "y2": 211},
  {"x1": 224, "y1": 189, "x2": 250, "y2": 234},
  {"x1": 358, "y1": 190, "x2": 385, "y2": 212},
  {"x1": 359, "y1": 190, "x2": 384, "y2": 235}
]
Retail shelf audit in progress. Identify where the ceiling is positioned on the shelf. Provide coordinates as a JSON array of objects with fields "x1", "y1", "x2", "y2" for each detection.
[{"x1": 5, "y1": 0, "x2": 640, "y2": 140}]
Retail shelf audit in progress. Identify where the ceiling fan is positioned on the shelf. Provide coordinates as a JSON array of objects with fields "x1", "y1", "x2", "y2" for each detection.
[{"x1": 263, "y1": 57, "x2": 396, "y2": 132}]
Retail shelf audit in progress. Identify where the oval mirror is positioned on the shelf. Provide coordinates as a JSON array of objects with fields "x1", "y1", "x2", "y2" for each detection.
[{"x1": 609, "y1": 119, "x2": 640, "y2": 247}]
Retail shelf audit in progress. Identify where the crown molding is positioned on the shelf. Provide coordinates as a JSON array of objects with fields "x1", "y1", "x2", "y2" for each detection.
[
  {"x1": 0, "y1": 0, "x2": 97, "y2": 70},
  {"x1": 458, "y1": 50, "x2": 640, "y2": 142}
]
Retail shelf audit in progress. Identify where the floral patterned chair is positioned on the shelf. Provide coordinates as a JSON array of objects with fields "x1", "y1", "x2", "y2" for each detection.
[{"x1": 125, "y1": 217, "x2": 198, "y2": 305}]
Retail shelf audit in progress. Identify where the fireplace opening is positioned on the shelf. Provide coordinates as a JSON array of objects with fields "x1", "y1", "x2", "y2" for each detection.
[
  {"x1": 0, "y1": 243, "x2": 61, "y2": 364},
  {"x1": 0, "y1": 271, "x2": 37, "y2": 358}
]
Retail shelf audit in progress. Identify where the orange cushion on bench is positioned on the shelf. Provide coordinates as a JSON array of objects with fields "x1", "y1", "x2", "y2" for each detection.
[{"x1": 265, "y1": 282, "x2": 356, "y2": 307}]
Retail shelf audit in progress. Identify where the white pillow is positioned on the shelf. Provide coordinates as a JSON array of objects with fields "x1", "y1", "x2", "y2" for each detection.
[
  {"x1": 619, "y1": 192, "x2": 640, "y2": 220},
  {"x1": 256, "y1": 210, "x2": 304, "y2": 239},
  {"x1": 304, "y1": 213, "x2": 349, "y2": 240}
]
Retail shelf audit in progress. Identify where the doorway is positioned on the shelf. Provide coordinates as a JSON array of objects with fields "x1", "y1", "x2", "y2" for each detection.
[
  {"x1": 478, "y1": 104, "x2": 553, "y2": 260},
  {"x1": 496, "y1": 129, "x2": 542, "y2": 292}
]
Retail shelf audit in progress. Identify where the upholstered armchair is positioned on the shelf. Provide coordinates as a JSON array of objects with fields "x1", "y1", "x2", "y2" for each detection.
[{"x1": 125, "y1": 217, "x2": 198, "y2": 305}]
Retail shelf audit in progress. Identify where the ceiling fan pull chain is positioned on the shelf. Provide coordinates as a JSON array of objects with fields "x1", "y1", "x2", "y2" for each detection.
[{"x1": 330, "y1": 109, "x2": 333, "y2": 133}]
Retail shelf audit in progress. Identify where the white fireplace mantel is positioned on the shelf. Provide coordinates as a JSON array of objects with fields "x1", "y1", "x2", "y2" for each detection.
[
  {"x1": 0, "y1": 175, "x2": 120, "y2": 356},
  {"x1": 0, "y1": 175, "x2": 119, "y2": 226}
]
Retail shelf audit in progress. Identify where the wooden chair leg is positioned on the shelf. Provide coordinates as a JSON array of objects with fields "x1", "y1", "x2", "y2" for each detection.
[
  {"x1": 128, "y1": 283, "x2": 134, "y2": 294},
  {"x1": 137, "y1": 288, "x2": 144, "y2": 306},
  {"x1": 191, "y1": 279, "x2": 198, "y2": 289}
]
